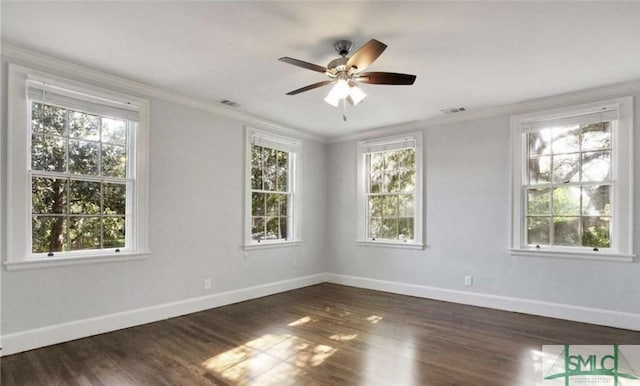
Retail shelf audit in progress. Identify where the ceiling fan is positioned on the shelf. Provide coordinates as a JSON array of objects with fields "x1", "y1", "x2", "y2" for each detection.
[{"x1": 279, "y1": 39, "x2": 416, "y2": 108}]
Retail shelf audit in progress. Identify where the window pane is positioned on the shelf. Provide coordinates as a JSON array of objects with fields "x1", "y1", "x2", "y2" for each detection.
[
  {"x1": 381, "y1": 218, "x2": 398, "y2": 239},
  {"x1": 251, "y1": 145, "x2": 263, "y2": 190},
  {"x1": 266, "y1": 217, "x2": 280, "y2": 240},
  {"x1": 397, "y1": 170, "x2": 415, "y2": 193},
  {"x1": 104, "y1": 183, "x2": 126, "y2": 215},
  {"x1": 552, "y1": 153, "x2": 580, "y2": 183},
  {"x1": 528, "y1": 156, "x2": 550, "y2": 184},
  {"x1": 398, "y1": 194, "x2": 414, "y2": 217},
  {"x1": 527, "y1": 188, "x2": 551, "y2": 215},
  {"x1": 266, "y1": 193, "x2": 280, "y2": 216},
  {"x1": 369, "y1": 172, "x2": 382, "y2": 193},
  {"x1": 551, "y1": 125, "x2": 580, "y2": 154},
  {"x1": 280, "y1": 195, "x2": 289, "y2": 216},
  {"x1": 263, "y1": 148, "x2": 277, "y2": 191},
  {"x1": 31, "y1": 134, "x2": 46, "y2": 170},
  {"x1": 43, "y1": 135, "x2": 67, "y2": 172},
  {"x1": 32, "y1": 177, "x2": 67, "y2": 214},
  {"x1": 384, "y1": 171, "x2": 398, "y2": 192},
  {"x1": 581, "y1": 151, "x2": 611, "y2": 182},
  {"x1": 382, "y1": 195, "x2": 398, "y2": 217},
  {"x1": 32, "y1": 216, "x2": 67, "y2": 253},
  {"x1": 32, "y1": 102, "x2": 44, "y2": 133},
  {"x1": 102, "y1": 143, "x2": 127, "y2": 178},
  {"x1": 368, "y1": 217, "x2": 382, "y2": 239},
  {"x1": 582, "y1": 217, "x2": 611, "y2": 248},
  {"x1": 398, "y1": 217, "x2": 414, "y2": 240},
  {"x1": 553, "y1": 217, "x2": 580, "y2": 246},
  {"x1": 69, "y1": 110, "x2": 99, "y2": 141},
  {"x1": 43, "y1": 104, "x2": 66, "y2": 136},
  {"x1": 252, "y1": 217, "x2": 265, "y2": 240},
  {"x1": 370, "y1": 153, "x2": 384, "y2": 174},
  {"x1": 553, "y1": 186, "x2": 580, "y2": 216},
  {"x1": 252, "y1": 193, "x2": 265, "y2": 216},
  {"x1": 368, "y1": 196, "x2": 383, "y2": 218},
  {"x1": 69, "y1": 179, "x2": 100, "y2": 214},
  {"x1": 69, "y1": 139, "x2": 99, "y2": 175},
  {"x1": 581, "y1": 122, "x2": 611, "y2": 151},
  {"x1": 103, "y1": 216, "x2": 126, "y2": 248},
  {"x1": 276, "y1": 151, "x2": 288, "y2": 191},
  {"x1": 102, "y1": 118, "x2": 127, "y2": 144},
  {"x1": 527, "y1": 217, "x2": 550, "y2": 245},
  {"x1": 582, "y1": 185, "x2": 611, "y2": 216},
  {"x1": 69, "y1": 217, "x2": 101, "y2": 250},
  {"x1": 396, "y1": 148, "x2": 415, "y2": 169},
  {"x1": 384, "y1": 152, "x2": 398, "y2": 171},
  {"x1": 528, "y1": 129, "x2": 552, "y2": 156}
]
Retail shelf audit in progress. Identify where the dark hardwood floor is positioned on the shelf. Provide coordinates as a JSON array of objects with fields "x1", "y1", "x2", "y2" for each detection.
[{"x1": 2, "y1": 283, "x2": 639, "y2": 385}]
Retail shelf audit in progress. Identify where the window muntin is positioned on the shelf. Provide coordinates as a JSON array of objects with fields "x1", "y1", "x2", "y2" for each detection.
[
  {"x1": 526, "y1": 121, "x2": 613, "y2": 249},
  {"x1": 250, "y1": 145, "x2": 292, "y2": 241},
  {"x1": 29, "y1": 101, "x2": 134, "y2": 255},
  {"x1": 365, "y1": 147, "x2": 416, "y2": 241}
]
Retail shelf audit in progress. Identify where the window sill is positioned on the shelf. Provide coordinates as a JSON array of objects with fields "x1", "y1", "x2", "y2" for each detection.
[
  {"x1": 357, "y1": 240, "x2": 425, "y2": 250},
  {"x1": 509, "y1": 248, "x2": 634, "y2": 263},
  {"x1": 3, "y1": 251, "x2": 150, "y2": 271},
  {"x1": 243, "y1": 240, "x2": 302, "y2": 251}
]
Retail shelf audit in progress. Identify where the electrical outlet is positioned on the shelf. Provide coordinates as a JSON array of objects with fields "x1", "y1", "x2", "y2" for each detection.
[
  {"x1": 204, "y1": 278, "x2": 212, "y2": 290},
  {"x1": 464, "y1": 276, "x2": 473, "y2": 286}
]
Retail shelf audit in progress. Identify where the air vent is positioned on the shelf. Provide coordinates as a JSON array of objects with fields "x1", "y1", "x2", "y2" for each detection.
[
  {"x1": 219, "y1": 99, "x2": 240, "y2": 108},
  {"x1": 441, "y1": 106, "x2": 466, "y2": 114}
]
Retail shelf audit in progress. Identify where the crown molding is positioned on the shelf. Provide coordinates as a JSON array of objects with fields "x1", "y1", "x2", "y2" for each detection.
[
  {"x1": 328, "y1": 78, "x2": 640, "y2": 143},
  {"x1": 1, "y1": 44, "x2": 327, "y2": 143}
]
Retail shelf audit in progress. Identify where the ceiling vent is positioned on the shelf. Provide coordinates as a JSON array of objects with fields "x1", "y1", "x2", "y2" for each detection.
[
  {"x1": 441, "y1": 106, "x2": 466, "y2": 114},
  {"x1": 219, "y1": 99, "x2": 240, "y2": 108}
]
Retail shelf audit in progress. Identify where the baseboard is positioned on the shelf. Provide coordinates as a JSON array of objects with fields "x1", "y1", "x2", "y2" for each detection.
[
  {"x1": 325, "y1": 273, "x2": 640, "y2": 331},
  {"x1": 0, "y1": 273, "x2": 326, "y2": 356}
]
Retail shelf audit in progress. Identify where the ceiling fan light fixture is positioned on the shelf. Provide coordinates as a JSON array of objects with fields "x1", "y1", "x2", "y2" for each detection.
[
  {"x1": 348, "y1": 84, "x2": 366, "y2": 105},
  {"x1": 324, "y1": 79, "x2": 350, "y2": 107}
]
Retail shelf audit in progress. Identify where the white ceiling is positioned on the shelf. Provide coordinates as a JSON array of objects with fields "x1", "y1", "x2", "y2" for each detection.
[{"x1": 3, "y1": 1, "x2": 640, "y2": 137}]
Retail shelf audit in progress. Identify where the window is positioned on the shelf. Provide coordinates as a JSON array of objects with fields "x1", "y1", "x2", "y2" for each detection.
[
  {"x1": 6, "y1": 64, "x2": 149, "y2": 269},
  {"x1": 244, "y1": 127, "x2": 300, "y2": 248},
  {"x1": 510, "y1": 98, "x2": 634, "y2": 261},
  {"x1": 357, "y1": 132, "x2": 423, "y2": 249}
]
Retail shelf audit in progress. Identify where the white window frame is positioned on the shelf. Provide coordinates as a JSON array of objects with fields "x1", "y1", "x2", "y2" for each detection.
[
  {"x1": 356, "y1": 131, "x2": 424, "y2": 249},
  {"x1": 510, "y1": 97, "x2": 634, "y2": 262},
  {"x1": 244, "y1": 127, "x2": 301, "y2": 250},
  {"x1": 4, "y1": 64, "x2": 150, "y2": 270}
]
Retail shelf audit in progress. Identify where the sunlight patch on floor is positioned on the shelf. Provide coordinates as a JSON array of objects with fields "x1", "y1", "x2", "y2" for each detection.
[
  {"x1": 366, "y1": 315, "x2": 383, "y2": 324},
  {"x1": 288, "y1": 316, "x2": 313, "y2": 326},
  {"x1": 329, "y1": 333, "x2": 358, "y2": 342}
]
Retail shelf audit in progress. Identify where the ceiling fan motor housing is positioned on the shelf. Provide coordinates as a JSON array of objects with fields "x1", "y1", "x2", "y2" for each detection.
[{"x1": 333, "y1": 40, "x2": 353, "y2": 56}]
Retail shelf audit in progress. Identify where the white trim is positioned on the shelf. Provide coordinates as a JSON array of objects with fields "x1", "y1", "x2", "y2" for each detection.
[
  {"x1": 356, "y1": 240, "x2": 425, "y2": 250},
  {"x1": 6, "y1": 64, "x2": 150, "y2": 264},
  {"x1": 1, "y1": 44, "x2": 325, "y2": 143},
  {"x1": 509, "y1": 248, "x2": 634, "y2": 263},
  {"x1": 357, "y1": 131, "x2": 424, "y2": 246},
  {"x1": 325, "y1": 273, "x2": 640, "y2": 331},
  {"x1": 509, "y1": 97, "x2": 634, "y2": 259},
  {"x1": 244, "y1": 127, "x2": 301, "y2": 247},
  {"x1": 0, "y1": 273, "x2": 326, "y2": 356},
  {"x1": 243, "y1": 240, "x2": 302, "y2": 251},
  {"x1": 3, "y1": 251, "x2": 150, "y2": 271}
]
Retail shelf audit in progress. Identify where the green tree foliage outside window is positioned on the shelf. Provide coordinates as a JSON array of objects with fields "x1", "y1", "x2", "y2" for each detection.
[
  {"x1": 31, "y1": 102, "x2": 129, "y2": 254},
  {"x1": 366, "y1": 148, "x2": 416, "y2": 241},
  {"x1": 250, "y1": 145, "x2": 291, "y2": 241},
  {"x1": 526, "y1": 122, "x2": 612, "y2": 248}
]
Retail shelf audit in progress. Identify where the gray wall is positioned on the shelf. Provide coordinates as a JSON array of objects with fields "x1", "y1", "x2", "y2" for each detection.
[
  {"x1": 0, "y1": 59, "x2": 329, "y2": 335},
  {"x1": 327, "y1": 91, "x2": 640, "y2": 315}
]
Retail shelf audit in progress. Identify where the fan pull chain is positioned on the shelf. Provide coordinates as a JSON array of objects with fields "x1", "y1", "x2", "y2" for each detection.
[{"x1": 342, "y1": 98, "x2": 348, "y2": 122}]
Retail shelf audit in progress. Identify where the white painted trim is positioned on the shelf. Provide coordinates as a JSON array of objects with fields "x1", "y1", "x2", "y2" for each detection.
[
  {"x1": 1, "y1": 44, "x2": 325, "y2": 143},
  {"x1": 0, "y1": 273, "x2": 326, "y2": 356},
  {"x1": 244, "y1": 241, "x2": 302, "y2": 251},
  {"x1": 3, "y1": 251, "x2": 150, "y2": 271},
  {"x1": 325, "y1": 273, "x2": 640, "y2": 331},
  {"x1": 509, "y1": 248, "x2": 634, "y2": 263},
  {"x1": 356, "y1": 241, "x2": 424, "y2": 250}
]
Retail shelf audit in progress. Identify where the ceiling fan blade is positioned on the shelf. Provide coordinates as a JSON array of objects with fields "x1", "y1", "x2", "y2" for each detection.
[
  {"x1": 278, "y1": 57, "x2": 327, "y2": 73},
  {"x1": 345, "y1": 39, "x2": 387, "y2": 72},
  {"x1": 286, "y1": 80, "x2": 334, "y2": 95},
  {"x1": 357, "y1": 72, "x2": 416, "y2": 85}
]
